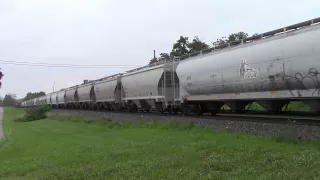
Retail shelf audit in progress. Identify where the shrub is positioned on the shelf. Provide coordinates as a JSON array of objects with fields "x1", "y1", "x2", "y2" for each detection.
[{"x1": 15, "y1": 105, "x2": 51, "y2": 122}]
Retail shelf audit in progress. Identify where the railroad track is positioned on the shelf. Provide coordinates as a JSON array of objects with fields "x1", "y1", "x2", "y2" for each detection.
[
  {"x1": 24, "y1": 107, "x2": 320, "y2": 139},
  {"x1": 49, "y1": 108, "x2": 320, "y2": 126}
]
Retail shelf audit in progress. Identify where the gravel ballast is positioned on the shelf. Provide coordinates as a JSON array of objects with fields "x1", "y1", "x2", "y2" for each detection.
[{"x1": 51, "y1": 109, "x2": 320, "y2": 140}]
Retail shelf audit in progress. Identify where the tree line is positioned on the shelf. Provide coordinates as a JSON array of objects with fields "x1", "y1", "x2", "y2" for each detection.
[
  {"x1": 150, "y1": 31, "x2": 255, "y2": 64},
  {"x1": 1, "y1": 92, "x2": 46, "y2": 107},
  {"x1": 23, "y1": 92, "x2": 46, "y2": 101},
  {"x1": 2, "y1": 94, "x2": 17, "y2": 107}
]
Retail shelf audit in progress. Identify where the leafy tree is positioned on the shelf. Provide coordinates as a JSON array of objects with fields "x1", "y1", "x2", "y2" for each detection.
[
  {"x1": 23, "y1": 92, "x2": 46, "y2": 101},
  {"x1": 170, "y1": 36, "x2": 189, "y2": 57},
  {"x1": 227, "y1": 32, "x2": 248, "y2": 42},
  {"x1": 3, "y1": 94, "x2": 17, "y2": 106},
  {"x1": 0, "y1": 69, "x2": 3, "y2": 88},
  {"x1": 212, "y1": 32, "x2": 249, "y2": 46},
  {"x1": 149, "y1": 53, "x2": 171, "y2": 64},
  {"x1": 188, "y1": 36, "x2": 210, "y2": 53},
  {"x1": 212, "y1": 36, "x2": 228, "y2": 47},
  {"x1": 159, "y1": 53, "x2": 170, "y2": 60},
  {"x1": 149, "y1": 58, "x2": 158, "y2": 64}
]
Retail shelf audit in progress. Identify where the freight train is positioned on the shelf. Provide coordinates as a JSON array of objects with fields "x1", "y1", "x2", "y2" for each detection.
[{"x1": 21, "y1": 17, "x2": 320, "y2": 114}]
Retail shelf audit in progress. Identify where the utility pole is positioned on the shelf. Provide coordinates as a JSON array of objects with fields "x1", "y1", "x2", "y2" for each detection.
[{"x1": 53, "y1": 81, "x2": 55, "y2": 92}]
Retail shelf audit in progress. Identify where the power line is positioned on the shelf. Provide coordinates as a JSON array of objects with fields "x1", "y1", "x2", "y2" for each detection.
[
  {"x1": 0, "y1": 60, "x2": 142, "y2": 67},
  {"x1": 0, "y1": 60, "x2": 143, "y2": 68},
  {"x1": 0, "y1": 62, "x2": 135, "y2": 68}
]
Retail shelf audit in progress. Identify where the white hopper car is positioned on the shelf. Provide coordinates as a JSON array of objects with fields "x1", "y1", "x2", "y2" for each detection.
[{"x1": 22, "y1": 17, "x2": 320, "y2": 114}]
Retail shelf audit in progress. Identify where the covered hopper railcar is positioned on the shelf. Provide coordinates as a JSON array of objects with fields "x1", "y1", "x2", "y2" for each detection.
[
  {"x1": 176, "y1": 18, "x2": 320, "y2": 114},
  {"x1": 93, "y1": 73, "x2": 123, "y2": 110},
  {"x1": 76, "y1": 82, "x2": 95, "y2": 109},
  {"x1": 46, "y1": 94, "x2": 51, "y2": 106},
  {"x1": 65, "y1": 86, "x2": 78, "y2": 108},
  {"x1": 50, "y1": 92, "x2": 58, "y2": 108},
  {"x1": 56, "y1": 90, "x2": 66, "y2": 108},
  {"x1": 39, "y1": 96, "x2": 46, "y2": 105},
  {"x1": 121, "y1": 61, "x2": 179, "y2": 112},
  {"x1": 21, "y1": 17, "x2": 320, "y2": 114}
]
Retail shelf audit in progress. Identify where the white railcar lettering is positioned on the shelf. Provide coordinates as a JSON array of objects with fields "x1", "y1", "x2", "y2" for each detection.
[{"x1": 240, "y1": 59, "x2": 259, "y2": 80}]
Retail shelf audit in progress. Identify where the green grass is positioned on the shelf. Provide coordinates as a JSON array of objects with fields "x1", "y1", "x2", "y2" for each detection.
[
  {"x1": 221, "y1": 101, "x2": 310, "y2": 111},
  {"x1": 283, "y1": 101, "x2": 310, "y2": 111},
  {"x1": 1, "y1": 108, "x2": 320, "y2": 180}
]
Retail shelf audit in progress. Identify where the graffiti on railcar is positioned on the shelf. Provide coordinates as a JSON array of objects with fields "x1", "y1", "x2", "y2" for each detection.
[
  {"x1": 287, "y1": 68, "x2": 320, "y2": 97},
  {"x1": 240, "y1": 59, "x2": 259, "y2": 80}
]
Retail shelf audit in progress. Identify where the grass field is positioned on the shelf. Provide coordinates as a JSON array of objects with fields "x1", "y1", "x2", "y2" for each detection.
[
  {"x1": 221, "y1": 101, "x2": 310, "y2": 111},
  {"x1": 1, "y1": 108, "x2": 320, "y2": 180}
]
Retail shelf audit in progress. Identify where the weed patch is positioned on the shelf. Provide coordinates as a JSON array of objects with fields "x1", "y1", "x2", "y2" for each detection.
[{"x1": 14, "y1": 105, "x2": 51, "y2": 122}]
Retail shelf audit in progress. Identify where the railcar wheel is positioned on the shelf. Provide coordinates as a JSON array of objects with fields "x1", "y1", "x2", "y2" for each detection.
[
  {"x1": 196, "y1": 104, "x2": 203, "y2": 116},
  {"x1": 168, "y1": 106, "x2": 173, "y2": 114},
  {"x1": 182, "y1": 106, "x2": 189, "y2": 116},
  {"x1": 173, "y1": 108, "x2": 178, "y2": 114},
  {"x1": 114, "y1": 103, "x2": 121, "y2": 111},
  {"x1": 233, "y1": 109, "x2": 245, "y2": 114},
  {"x1": 210, "y1": 110, "x2": 217, "y2": 116},
  {"x1": 127, "y1": 102, "x2": 136, "y2": 112},
  {"x1": 91, "y1": 103, "x2": 96, "y2": 110},
  {"x1": 267, "y1": 110, "x2": 282, "y2": 115}
]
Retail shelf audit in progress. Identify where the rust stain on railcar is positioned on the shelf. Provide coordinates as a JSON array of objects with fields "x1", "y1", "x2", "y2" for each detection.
[
  {"x1": 270, "y1": 91, "x2": 277, "y2": 94},
  {"x1": 183, "y1": 95, "x2": 191, "y2": 100}
]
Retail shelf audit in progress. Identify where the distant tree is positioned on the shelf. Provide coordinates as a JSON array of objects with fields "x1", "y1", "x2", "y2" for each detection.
[
  {"x1": 188, "y1": 36, "x2": 210, "y2": 53},
  {"x1": 3, "y1": 94, "x2": 17, "y2": 106},
  {"x1": 23, "y1": 91, "x2": 46, "y2": 101},
  {"x1": 212, "y1": 36, "x2": 228, "y2": 47},
  {"x1": 149, "y1": 58, "x2": 158, "y2": 64},
  {"x1": 170, "y1": 36, "x2": 190, "y2": 57},
  {"x1": 251, "y1": 33, "x2": 259, "y2": 37},
  {"x1": 159, "y1": 53, "x2": 170, "y2": 60},
  {"x1": 151, "y1": 36, "x2": 209, "y2": 62},
  {"x1": 0, "y1": 68, "x2": 3, "y2": 88},
  {"x1": 149, "y1": 52, "x2": 172, "y2": 64},
  {"x1": 212, "y1": 32, "x2": 249, "y2": 46},
  {"x1": 227, "y1": 32, "x2": 249, "y2": 42}
]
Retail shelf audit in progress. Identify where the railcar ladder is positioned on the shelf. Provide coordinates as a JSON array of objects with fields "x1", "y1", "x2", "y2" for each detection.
[{"x1": 163, "y1": 71, "x2": 173, "y2": 105}]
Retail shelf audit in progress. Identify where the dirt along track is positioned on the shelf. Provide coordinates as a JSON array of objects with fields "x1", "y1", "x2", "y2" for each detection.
[{"x1": 50, "y1": 109, "x2": 320, "y2": 140}]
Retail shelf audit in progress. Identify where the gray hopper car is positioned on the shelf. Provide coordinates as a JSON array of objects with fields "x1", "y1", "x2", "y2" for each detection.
[
  {"x1": 94, "y1": 73, "x2": 122, "y2": 110},
  {"x1": 121, "y1": 62, "x2": 179, "y2": 112},
  {"x1": 50, "y1": 92, "x2": 58, "y2": 107},
  {"x1": 177, "y1": 18, "x2": 320, "y2": 114},
  {"x1": 21, "y1": 17, "x2": 320, "y2": 114},
  {"x1": 57, "y1": 90, "x2": 66, "y2": 108},
  {"x1": 46, "y1": 93, "x2": 51, "y2": 105},
  {"x1": 65, "y1": 87, "x2": 77, "y2": 108}
]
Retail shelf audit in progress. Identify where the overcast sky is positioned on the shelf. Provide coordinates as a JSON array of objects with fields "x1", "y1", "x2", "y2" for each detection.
[{"x1": 0, "y1": 0, "x2": 319, "y2": 98}]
